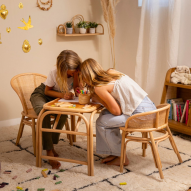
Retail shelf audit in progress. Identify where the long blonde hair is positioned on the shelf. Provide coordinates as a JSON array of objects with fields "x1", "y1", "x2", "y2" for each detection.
[
  {"x1": 79, "y1": 58, "x2": 123, "y2": 94},
  {"x1": 56, "y1": 50, "x2": 82, "y2": 93}
]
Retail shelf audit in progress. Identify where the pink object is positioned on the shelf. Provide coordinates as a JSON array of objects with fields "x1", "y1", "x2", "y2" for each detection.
[
  {"x1": 185, "y1": 100, "x2": 189, "y2": 124},
  {"x1": 26, "y1": 168, "x2": 32, "y2": 173},
  {"x1": 12, "y1": 176, "x2": 17, "y2": 179}
]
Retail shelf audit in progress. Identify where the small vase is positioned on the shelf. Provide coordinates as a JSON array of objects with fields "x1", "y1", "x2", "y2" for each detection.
[
  {"x1": 66, "y1": 28, "x2": 73, "y2": 34},
  {"x1": 89, "y1": 28, "x2": 95, "y2": 34},
  {"x1": 80, "y1": 28, "x2": 87, "y2": 34}
]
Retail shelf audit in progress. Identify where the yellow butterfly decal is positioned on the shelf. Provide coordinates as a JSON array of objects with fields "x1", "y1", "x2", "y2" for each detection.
[{"x1": 18, "y1": 16, "x2": 33, "y2": 30}]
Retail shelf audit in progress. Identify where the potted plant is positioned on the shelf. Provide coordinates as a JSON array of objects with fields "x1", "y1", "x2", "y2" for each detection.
[
  {"x1": 76, "y1": 21, "x2": 88, "y2": 34},
  {"x1": 88, "y1": 22, "x2": 98, "y2": 33},
  {"x1": 66, "y1": 22, "x2": 73, "y2": 34}
]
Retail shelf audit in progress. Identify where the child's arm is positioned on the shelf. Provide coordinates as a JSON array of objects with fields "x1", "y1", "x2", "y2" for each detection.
[
  {"x1": 73, "y1": 70, "x2": 81, "y2": 97},
  {"x1": 45, "y1": 86, "x2": 74, "y2": 99},
  {"x1": 94, "y1": 86, "x2": 122, "y2": 116}
]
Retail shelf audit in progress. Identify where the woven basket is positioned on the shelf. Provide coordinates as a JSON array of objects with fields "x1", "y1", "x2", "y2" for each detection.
[{"x1": 79, "y1": 93, "x2": 90, "y2": 105}]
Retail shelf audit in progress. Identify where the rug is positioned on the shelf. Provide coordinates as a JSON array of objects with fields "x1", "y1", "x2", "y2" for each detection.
[{"x1": 0, "y1": 114, "x2": 191, "y2": 191}]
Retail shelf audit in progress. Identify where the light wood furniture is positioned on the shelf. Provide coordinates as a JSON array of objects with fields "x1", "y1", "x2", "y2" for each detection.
[
  {"x1": 10, "y1": 73, "x2": 73, "y2": 156},
  {"x1": 57, "y1": 14, "x2": 104, "y2": 37},
  {"x1": 119, "y1": 103, "x2": 183, "y2": 179},
  {"x1": 11, "y1": 73, "x2": 47, "y2": 156},
  {"x1": 161, "y1": 68, "x2": 191, "y2": 135},
  {"x1": 36, "y1": 99, "x2": 102, "y2": 176}
]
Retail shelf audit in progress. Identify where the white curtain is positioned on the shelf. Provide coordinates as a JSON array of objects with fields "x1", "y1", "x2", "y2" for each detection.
[{"x1": 135, "y1": 0, "x2": 181, "y2": 105}]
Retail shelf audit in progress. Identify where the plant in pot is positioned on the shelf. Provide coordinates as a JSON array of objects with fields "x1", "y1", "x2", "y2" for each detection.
[
  {"x1": 88, "y1": 22, "x2": 98, "y2": 33},
  {"x1": 66, "y1": 22, "x2": 73, "y2": 34},
  {"x1": 76, "y1": 21, "x2": 88, "y2": 34}
]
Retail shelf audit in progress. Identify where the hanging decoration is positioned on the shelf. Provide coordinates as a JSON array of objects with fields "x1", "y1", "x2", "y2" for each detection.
[
  {"x1": 37, "y1": 0, "x2": 52, "y2": 11},
  {"x1": 18, "y1": 2, "x2": 24, "y2": 9},
  {"x1": 6, "y1": 27, "x2": 11, "y2": 33},
  {"x1": 100, "y1": 0, "x2": 120, "y2": 69},
  {"x1": 0, "y1": 4, "x2": 8, "y2": 20},
  {"x1": 18, "y1": 16, "x2": 33, "y2": 30},
  {"x1": 38, "y1": 38, "x2": 43, "y2": 45},
  {"x1": 22, "y1": 40, "x2": 31, "y2": 53},
  {"x1": 0, "y1": 33, "x2": 2, "y2": 44}
]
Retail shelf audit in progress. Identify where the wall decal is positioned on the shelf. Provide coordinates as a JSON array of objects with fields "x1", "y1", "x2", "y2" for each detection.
[
  {"x1": 0, "y1": 4, "x2": 8, "y2": 20},
  {"x1": 6, "y1": 27, "x2": 11, "y2": 33},
  {"x1": 0, "y1": 33, "x2": 2, "y2": 44},
  {"x1": 22, "y1": 40, "x2": 31, "y2": 53},
  {"x1": 18, "y1": 16, "x2": 33, "y2": 30},
  {"x1": 19, "y1": 3, "x2": 24, "y2": 9},
  {"x1": 38, "y1": 38, "x2": 43, "y2": 45}
]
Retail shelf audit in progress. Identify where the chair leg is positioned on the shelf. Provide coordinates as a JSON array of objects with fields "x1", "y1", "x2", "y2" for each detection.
[
  {"x1": 149, "y1": 132, "x2": 164, "y2": 179},
  {"x1": 16, "y1": 116, "x2": 25, "y2": 146},
  {"x1": 148, "y1": 142, "x2": 158, "y2": 168},
  {"x1": 166, "y1": 126, "x2": 183, "y2": 163},
  {"x1": 120, "y1": 131, "x2": 126, "y2": 173},
  {"x1": 71, "y1": 115, "x2": 76, "y2": 142},
  {"x1": 142, "y1": 132, "x2": 148, "y2": 157},
  {"x1": 32, "y1": 118, "x2": 36, "y2": 156},
  {"x1": 65, "y1": 119, "x2": 73, "y2": 146}
]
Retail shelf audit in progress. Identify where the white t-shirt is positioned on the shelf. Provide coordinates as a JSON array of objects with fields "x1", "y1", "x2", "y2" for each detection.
[{"x1": 44, "y1": 67, "x2": 73, "y2": 92}]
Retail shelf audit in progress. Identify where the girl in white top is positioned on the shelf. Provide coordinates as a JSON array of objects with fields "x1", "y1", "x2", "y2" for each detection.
[
  {"x1": 30, "y1": 50, "x2": 82, "y2": 169},
  {"x1": 80, "y1": 58, "x2": 156, "y2": 166}
]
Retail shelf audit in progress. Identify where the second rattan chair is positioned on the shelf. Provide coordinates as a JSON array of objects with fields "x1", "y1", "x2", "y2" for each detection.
[{"x1": 119, "y1": 103, "x2": 183, "y2": 179}]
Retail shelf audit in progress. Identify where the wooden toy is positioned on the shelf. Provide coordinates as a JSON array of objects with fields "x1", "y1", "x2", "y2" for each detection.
[
  {"x1": 55, "y1": 181, "x2": 62, "y2": 185},
  {"x1": 41, "y1": 170, "x2": 47, "y2": 178},
  {"x1": 119, "y1": 182, "x2": 127, "y2": 185},
  {"x1": 26, "y1": 168, "x2": 32, "y2": 173}
]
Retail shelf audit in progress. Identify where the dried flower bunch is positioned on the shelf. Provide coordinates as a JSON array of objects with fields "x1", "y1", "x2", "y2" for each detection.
[{"x1": 100, "y1": 0, "x2": 120, "y2": 68}]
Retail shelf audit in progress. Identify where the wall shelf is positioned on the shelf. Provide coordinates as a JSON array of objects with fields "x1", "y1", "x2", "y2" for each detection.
[{"x1": 57, "y1": 14, "x2": 104, "y2": 37}]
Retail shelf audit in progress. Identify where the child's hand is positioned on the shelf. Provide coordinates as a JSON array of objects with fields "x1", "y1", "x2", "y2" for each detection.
[{"x1": 63, "y1": 92, "x2": 74, "y2": 100}]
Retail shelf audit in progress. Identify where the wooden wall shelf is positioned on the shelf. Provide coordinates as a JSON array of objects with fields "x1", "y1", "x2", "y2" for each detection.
[
  {"x1": 161, "y1": 67, "x2": 191, "y2": 136},
  {"x1": 57, "y1": 14, "x2": 104, "y2": 37}
]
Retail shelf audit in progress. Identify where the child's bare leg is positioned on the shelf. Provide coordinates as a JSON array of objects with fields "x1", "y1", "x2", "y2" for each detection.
[
  {"x1": 106, "y1": 155, "x2": 129, "y2": 166},
  {"x1": 52, "y1": 148, "x2": 59, "y2": 157},
  {"x1": 46, "y1": 149, "x2": 61, "y2": 169},
  {"x1": 101, "y1": 155, "x2": 117, "y2": 163}
]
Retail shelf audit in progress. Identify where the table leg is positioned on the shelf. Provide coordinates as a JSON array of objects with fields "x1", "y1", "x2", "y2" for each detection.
[{"x1": 71, "y1": 115, "x2": 76, "y2": 142}]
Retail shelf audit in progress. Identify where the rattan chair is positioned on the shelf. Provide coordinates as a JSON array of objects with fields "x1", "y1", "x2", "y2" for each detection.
[
  {"x1": 120, "y1": 103, "x2": 183, "y2": 179},
  {"x1": 10, "y1": 73, "x2": 73, "y2": 156}
]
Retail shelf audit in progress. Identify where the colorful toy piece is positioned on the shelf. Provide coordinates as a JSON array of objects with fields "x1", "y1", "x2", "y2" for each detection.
[
  {"x1": 54, "y1": 174, "x2": 60, "y2": 178},
  {"x1": 37, "y1": 188, "x2": 45, "y2": 191},
  {"x1": 47, "y1": 170, "x2": 51, "y2": 175},
  {"x1": 55, "y1": 181, "x2": 62, "y2": 185},
  {"x1": 53, "y1": 175, "x2": 56, "y2": 180},
  {"x1": 119, "y1": 182, "x2": 127, "y2": 185},
  {"x1": 42, "y1": 168, "x2": 48, "y2": 171},
  {"x1": 26, "y1": 168, "x2": 32, "y2": 173},
  {"x1": 36, "y1": 176, "x2": 40, "y2": 179},
  {"x1": 16, "y1": 186, "x2": 23, "y2": 190},
  {"x1": 59, "y1": 169, "x2": 65, "y2": 172},
  {"x1": 12, "y1": 175, "x2": 17, "y2": 179},
  {"x1": 41, "y1": 170, "x2": 47, "y2": 178}
]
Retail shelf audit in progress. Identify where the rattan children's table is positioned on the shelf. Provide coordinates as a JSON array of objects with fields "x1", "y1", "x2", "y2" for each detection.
[{"x1": 35, "y1": 98, "x2": 102, "y2": 176}]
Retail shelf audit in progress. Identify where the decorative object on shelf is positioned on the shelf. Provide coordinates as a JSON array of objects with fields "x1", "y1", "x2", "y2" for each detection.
[
  {"x1": 22, "y1": 40, "x2": 31, "y2": 53},
  {"x1": 6, "y1": 27, "x2": 11, "y2": 33},
  {"x1": 0, "y1": 4, "x2": 8, "y2": 20},
  {"x1": 0, "y1": 33, "x2": 2, "y2": 44},
  {"x1": 18, "y1": 2, "x2": 24, "y2": 9},
  {"x1": 18, "y1": 16, "x2": 33, "y2": 30},
  {"x1": 38, "y1": 38, "x2": 43, "y2": 45},
  {"x1": 100, "y1": 0, "x2": 120, "y2": 68},
  {"x1": 88, "y1": 22, "x2": 98, "y2": 34},
  {"x1": 66, "y1": 22, "x2": 73, "y2": 34},
  {"x1": 57, "y1": 14, "x2": 104, "y2": 36},
  {"x1": 170, "y1": 66, "x2": 191, "y2": 85},
  {"x1": 37, "y1": 0, "x2": 52, "y2": 11},
  {"x1": 76, "y1": 21, "x2": 89, "y2": 34}
]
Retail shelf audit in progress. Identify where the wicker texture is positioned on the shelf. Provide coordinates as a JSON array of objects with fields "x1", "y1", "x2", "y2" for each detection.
[{"x1": 11, "y1": 73, "x2": 47, "y2": 114}]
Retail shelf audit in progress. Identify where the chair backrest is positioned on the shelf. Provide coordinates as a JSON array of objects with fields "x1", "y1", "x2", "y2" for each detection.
[
  {"x1": 10, "y1": 73, "x2": 47, "y2": 115},
  {"x1": 125, "y1": 103, "x2": 170, "y2": 132}
]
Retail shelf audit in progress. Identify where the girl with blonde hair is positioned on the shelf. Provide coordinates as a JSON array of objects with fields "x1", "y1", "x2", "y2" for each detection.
[
  {"x1": 30, "y1": 50, "x2": 82, "y2": 169},
  {"x1": 80, "y1": 58, "x2": 156, "y2": 166}
]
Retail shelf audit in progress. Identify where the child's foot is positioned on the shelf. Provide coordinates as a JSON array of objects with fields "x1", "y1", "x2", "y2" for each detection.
[
  {"x1": 101, "y1": 155, "x2": 117, "y2": 163},
  {"x1": 106, "y1": 156, "x2": 129, "y2": 166},
  {"x1": 52, "y1": 148, "x2": 59, "y2": 157},
  {"x1": 46, "y1": 150, "x2": 61, "y2": 169}
]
